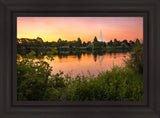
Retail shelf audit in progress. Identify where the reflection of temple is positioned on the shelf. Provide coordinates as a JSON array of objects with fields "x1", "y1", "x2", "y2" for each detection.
[
  {"x1": 93, "y1": 55, "x2": 103, "y2": 64},
  {"x1": 99, "y1": 55, "x2": 103, "y2": 64}
]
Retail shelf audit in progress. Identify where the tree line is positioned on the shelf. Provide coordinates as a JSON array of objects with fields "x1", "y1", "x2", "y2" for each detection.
[{"x1": 17, "y1": 36, "x2": 142, "y2": 58}]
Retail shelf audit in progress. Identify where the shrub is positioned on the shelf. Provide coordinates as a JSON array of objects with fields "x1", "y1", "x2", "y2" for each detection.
[
  {"x1": 17, "y1": 58, "x2": 52, "y2": 101},
  {"x1": 124, "y1": 39, "x2": 143, "y2": 74}
]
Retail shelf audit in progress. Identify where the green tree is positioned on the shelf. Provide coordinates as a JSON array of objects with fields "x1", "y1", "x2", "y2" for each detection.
[
  {"x1": 113, "y1": 38, "x2": 118, "y2": 48},
  {"x1": 46, "y1": 47, "x2": 58, "y2": 55},
  {"x1": 124, "y1": 39, "x2": 143, "y2": 73},
  {"x1": 82, "y1": 41, "x2": 86, "y2": 47},
  {"x1": 26, "y1": 50, "x2": 36, "y2": 58},
  {"x1": 93, "y1": 41, "x2": 104, "y2": 49},
  {"x1": 93, "y1": 36, "x2": 98, "y2": 42},
  {"x1": 57, "y1": 38, "x2": 62, "y2": 42},
  {"x1": 17, "y1": 58, "x2": 52, "y2": 100},
  {"x1": 108, "y1": 40, "x2": 113, "y2": 47},
  {"x1": 77, "y1": 38, "x2": 82, "y2": 47}
]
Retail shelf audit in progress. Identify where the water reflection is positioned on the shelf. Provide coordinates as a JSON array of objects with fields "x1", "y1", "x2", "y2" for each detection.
[
  {"x1": 47, "y1": 52, "x2": 129, "y2": 77},
  {"x1": 93, "y1": 54, "x2": 97, "y2": 62},
  {"x1": 99, "y1": 56, "x2": 103, "y2": 64}
]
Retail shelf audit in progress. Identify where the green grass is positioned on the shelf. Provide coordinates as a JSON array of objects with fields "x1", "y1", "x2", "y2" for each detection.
[{"x1": 41, "y1": 66, "x2": 143, "y2": 101}]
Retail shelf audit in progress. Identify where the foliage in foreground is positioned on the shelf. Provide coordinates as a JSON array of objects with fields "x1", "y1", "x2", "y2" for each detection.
[
  {"x1": 124, "y1": 39, "x2": 143, "y2": 74},
  {"x1": 44, "y1": 67, "x2": 143, "y2": 101},
  {"x1": 17, "y1": 58, "x2": 52, "y2": 100},
  {"x1": 17, "y1": 59, "x2": 143, "y2": 101}
]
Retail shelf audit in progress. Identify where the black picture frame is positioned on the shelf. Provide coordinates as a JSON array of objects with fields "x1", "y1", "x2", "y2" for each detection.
[{"x1": 0, "y1": 0, "x2": 160, "y2": 118}]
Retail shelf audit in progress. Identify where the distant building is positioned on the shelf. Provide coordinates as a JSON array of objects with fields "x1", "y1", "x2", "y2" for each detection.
[{"x1": 98, "y1": 31, "x2": 109, "y2": 44}]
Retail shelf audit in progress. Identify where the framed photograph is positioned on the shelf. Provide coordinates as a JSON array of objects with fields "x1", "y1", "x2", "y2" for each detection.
[
  {"x1": 0, "y1": 0, "x2": 160, "y2": 118},
  {"x1": 16, "y1": 16, "x2": 144, "y2": 102}
]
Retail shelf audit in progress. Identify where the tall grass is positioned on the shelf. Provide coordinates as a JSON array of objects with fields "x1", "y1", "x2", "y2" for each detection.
[{"x1": 42, "y1": 66, "x2": 143, "y2": 101}]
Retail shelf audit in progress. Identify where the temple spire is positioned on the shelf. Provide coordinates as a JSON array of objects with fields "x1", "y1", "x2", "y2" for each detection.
[
  {"x1": 100, "y1": 30, "x2": 102, "y2": 36},
  {"x1": 98, "y1": 30, "x2": 104, "y2": 42}
]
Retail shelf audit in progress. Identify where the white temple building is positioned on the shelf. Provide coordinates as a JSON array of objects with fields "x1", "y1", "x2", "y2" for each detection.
[{"x1": 98, "y1": 31, "x2": 109, "y2": 44}]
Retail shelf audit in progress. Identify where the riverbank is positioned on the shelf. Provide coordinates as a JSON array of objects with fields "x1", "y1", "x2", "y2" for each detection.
[{"x1": 17, "y1": 58, "x2": 143, "y2": 101}]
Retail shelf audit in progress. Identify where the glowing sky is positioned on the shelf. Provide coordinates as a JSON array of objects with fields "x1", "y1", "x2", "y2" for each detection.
[{"x1": 17, "y1": 17, "x2": 143, "y2": 42}]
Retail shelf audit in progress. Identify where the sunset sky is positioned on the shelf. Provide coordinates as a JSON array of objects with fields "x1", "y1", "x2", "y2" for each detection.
[{"x1": 17, "y1": 17, "x2": 143, "y2": 42}]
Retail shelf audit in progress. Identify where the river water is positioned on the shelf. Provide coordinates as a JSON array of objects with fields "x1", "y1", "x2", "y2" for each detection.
[{"x1": 46, "y1": 52, "x2": 130, "y2": 78}]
